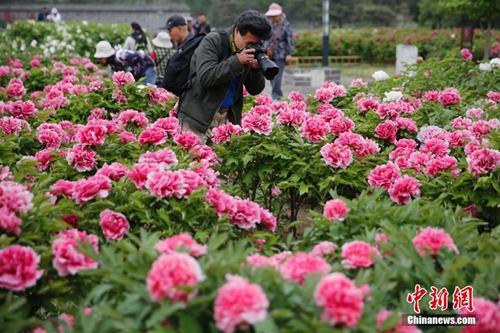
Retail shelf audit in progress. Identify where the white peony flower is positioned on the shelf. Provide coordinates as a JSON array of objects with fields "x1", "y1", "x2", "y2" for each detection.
[
  {"x1": 372, "y1": 70, "x2": 390, "y2": 81},
  {"x1": 490, "y1": 58, "x2": 500, "y2": 68},
  {"x1": 30, "y1": 39, "x2": 38, "y2": 48},
  {"x1": 383, "y1": 90, "x2": 403, "y2": 102},
  {"x1": 479, "y1": 63, "x2": 492, "y2": 71}
]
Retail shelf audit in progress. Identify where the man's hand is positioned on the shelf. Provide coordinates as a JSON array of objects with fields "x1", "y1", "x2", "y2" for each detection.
[{"x1": 237, "y1": 48, "x2": 256, "y2": 66}]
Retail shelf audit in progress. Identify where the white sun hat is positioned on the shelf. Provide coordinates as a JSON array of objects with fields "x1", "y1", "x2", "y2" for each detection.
[
  {"x1": 265, "y1": 3, "x2": 283, "y2": 16},
  {"x1": 152, "y1": 31, "x2": 173, "y2": 49},
  {"x1": 94, "y1": 40, "x2": 115, "y2": 58}
]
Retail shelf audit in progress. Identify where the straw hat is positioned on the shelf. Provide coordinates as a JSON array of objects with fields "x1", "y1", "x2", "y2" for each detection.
[
  {"x1": 265, "y1": 3, "x2": 283, "y2": 17},
  {"x1": 152, "y1": 31, "x2": 173, "y2": 48},
  {"x1": 94, "y1": 41, "x2": 115, "y2": 58}
]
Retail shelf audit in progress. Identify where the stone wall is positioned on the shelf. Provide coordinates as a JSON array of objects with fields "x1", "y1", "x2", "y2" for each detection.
[{"x1": 0, "y1": 3, "x2": 190, "y2": 32}]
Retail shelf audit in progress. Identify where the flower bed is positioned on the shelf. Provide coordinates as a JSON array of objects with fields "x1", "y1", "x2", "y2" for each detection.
[{"x1": 0, "y1": 48, "x2": 499, "y2": 332}]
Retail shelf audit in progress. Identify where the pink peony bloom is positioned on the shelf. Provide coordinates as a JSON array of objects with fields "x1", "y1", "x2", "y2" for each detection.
[
  {"x1": 314, "y1": 273, "x2": 369, "y2": 327},
  {"x1": 138, "y1": 127, "x2": 167, "y2": 145},
  {"x1": 96, "y1": 162, "x2": 128, "y2": 181},
  {"x1": 375, "y1": 120, "x2": 398, "y2": 143},
  {"x1": 205, "y1": 188, "x2": 236, "y2": 217},
  {"x1": 329, "y1": 117, "x2": 355, "y2": 136},
  {"x1": 288, "y1": 91, "x2": 304, "y2": 102},
  {"x1": 449, "y1": 130, "x2": 473, "y2": 147},
  {"x1": 0, "y1": 181, "x2": 34, "y2": 214},
  {"x1": 279, "y1": 252, "x2": 331, "y2": 284},
  {"x1": 451, "y1": 117, "x2": 473, "y2": 130},
  {"x1": 229, "y1": 199, "x2": 261, "y2": 230},
  {"x1": 458, "y1": 297, "x2": 500, "y2": 333},
  {"x1": 0, "y1": 245, "x2": 43, "y2": 292},
  {"x1": 438, "y1": 88, "x2": 461, "y2": 106},
  {"x1": 37, "y1": 128, "x2": 63, "y2": 149},
  {"x1": 52, "y1": 229, "x2": 99, "y2": 277},
  {"x1": 388, "y1": 176, "x2": 421, "y2": 205},
  {"x1": 317, "y1": 104, "x2": 344, "y2": 121},
  {"x1": 76, "y1": 124, "x2": 108, "y2": 146},
  {"x1": 99, "y1": 209, "x2": 130, "y2": 241},
  {"x1": 315, "y1": 87, "x2": 335, "y2": 103},
  {"x1": 271, "y1": 185, "x2": 281, "y2": 197},
  {"x1": 423, "y1": 90, "x2": 440, "y2": 102},
  {"x1": 211, "y1": 122, "x2": 243, "y2": 144},
  {"x1": 259, "y1": 207, "x2": 277, "y2": 232},
  {"x1": 357, "y1": 97, "x2": 379, "y2": 112},
  {"x1": 368, "y1": 162, "x2": 401, "y2": 190},
  {"x1": 421, "y1": 138, "x2": 450, "y2": 157},
  {"x1": 153, "y1": 117, "x2": 180, "y2": 137},
  {"x1": 246, "y1": 254, "x2": 275, "y2": 268},
  {"x1": 466, "y1": 148, "x2": 500, "y2": 177},
  {"x1": 471, "y1": 120, "x2": 493, "y2": 139},
  {"x1": 112, "y1": 71, "x2": 135, "y2": 88},
  {"x1": 417, "y1": 125, "x2": 449, "y2": 143},
  {"x1": 486, "y1": 91, "x2": 500, "y2": 103},
  {"x1": 174, "y1": 131, "x2": 201, "y2": 149},
  {"x1": 320, "y1": 143, "x2": 353, "y2": 169},
  {"x1": 465, "y1": 108, "x2": 484, "y2": 120},
  {"x1": 0, "y1": 116, "x2": 29, "y2": 136},
  {"x1": 87, "y1": 107, "x2": 107, "y2": 121},
  {"x1": 155, "y1": 233, "x2": 207, "y2": 257},
  {"x1": 323, "y1": 199, "x2": 349, "y2": 221},
  {"x1": 7, "y1": 78, "x2": 25, "y2": 98},
  {"x1": 214, "y1": 275, "x2": 269, "y2": 333},
  {"x1": 311, "y1": 241, "x2": 337, "y2": 257},
  {"x1": 460, "y1": 48, "x2": 473, "y2": 61},
  {"x1": 412, "y1": 227, "x2": 458, "y2": 257},
  {"x1": 242, "y1": 112, "x2": 273, "y2": 135},
  {"x1": 119, "y1": 130, "x2": 136, "y2": 144},
  {"x1": 0, "y1": 206, "x2": 22, "y2": 235},
  {"x1": 116, "y1": 109, "x2": 149, "y2": 128},
  {"x1": 66, "y1": 144, "x2": 97, "y2": 172},
  {"x1": 146, "y1": 253, "x2": 204, "y2": 303},
  {"x1": 396, "y1": 117, "x2": 418, "y2": 133},
  {"x1": 178, "y1": 169, "x2": 206, "y2": 196},
  {"x1": 424, "y1": 156, "x2": 459, "y2": 177},
  {"x1": 148, "y1": 87, "x2": 172, "y2": 106},
  {"x1": 2, "y1": 100, "x2": 37, "y2": 119},
  {"x1": 35, "y1": 149, "x2": 55, "y2": 171},
  {"x1": 127, "y1": 162, "x2": 163, "y2": 189},
  {"x1": 139, "y1": 149, "x2": 178, "y2": 168},
  {"x1": 72, "y1": 175, "x2": 112, "y2": 205},
  {"x1": 255, "y1": 94, "x2": 273, "y2": 105},
  {"x1": 341, "y1": 241, "x2": 381, "y2": 269},
  {"x1": 145, "y1": 170, "x2": 187, "y2": 199},
  {"x1": 350, "y1": 78, "x2": 368, "y2": 88},
  {"x1": 277, "y1": 107, "x2": 308, "y2": 126},
  {"x1": 300, "y1": 116, "x2": 330, "y2": 143}
]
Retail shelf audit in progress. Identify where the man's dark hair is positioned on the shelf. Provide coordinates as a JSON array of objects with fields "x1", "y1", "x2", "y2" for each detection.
[{"x1": 234, "y1": 10, "x2": 272, "y2": 40}]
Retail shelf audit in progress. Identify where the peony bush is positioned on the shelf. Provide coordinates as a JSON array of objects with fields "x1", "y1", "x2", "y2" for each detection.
[{"x1": 0, "y1": 46, "x2": 499, "y2": 333}]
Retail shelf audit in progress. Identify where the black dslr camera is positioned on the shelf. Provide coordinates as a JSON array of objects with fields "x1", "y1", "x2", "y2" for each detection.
[{"x1": 246, "y1": 44, "x2": 279, "y2": 81}]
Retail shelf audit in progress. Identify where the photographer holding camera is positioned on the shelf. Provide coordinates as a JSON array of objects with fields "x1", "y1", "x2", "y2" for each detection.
[{"x1": 177, "y1": 10, "x2": 273, "y2": 142}]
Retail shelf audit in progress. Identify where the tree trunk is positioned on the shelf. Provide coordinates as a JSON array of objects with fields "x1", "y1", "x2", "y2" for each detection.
[{"x1": 484, "y1": 19, "x2": 492, "y2": 61}]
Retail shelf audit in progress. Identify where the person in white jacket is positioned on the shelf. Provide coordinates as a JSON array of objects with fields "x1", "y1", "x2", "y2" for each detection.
[{"x1": 47, "y1": 8, "x2": 61, "y2": 23}]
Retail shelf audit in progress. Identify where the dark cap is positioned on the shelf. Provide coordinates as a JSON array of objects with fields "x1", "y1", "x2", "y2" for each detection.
[{"x1": 164, "y1": 15, "x2": 187, "y2": 30}]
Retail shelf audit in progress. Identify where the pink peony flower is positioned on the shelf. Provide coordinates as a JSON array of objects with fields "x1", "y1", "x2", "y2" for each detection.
[
  {"x1": 0, "y1": 206, "x2": 22, "y2": 235},
  {"x1": 242, "y1": 112, "x2": 273, "y2": 135},
  {"x1": 76, "y1": 124, "x2": 108, "y2": 146},
  {"x1": 320, "y1": 143, "x2": 353, "y2": 169},
  {"x1": 146, "y1": 253, "x2": 204, "y2": 303},
  {"x1": 396, "y1": 117, "x2": 418, "y2": 133},
  {"x1": 466, "y1": 148, "x2": 500, "y2": 177},
  {"x1": 315, "y1": 87, "x2": 335, "y2": 103},
  {"x1": 145, "y1": 170, "x2": 187, "y2": 199},
  {"x1": 99, "y1": 209, "x2": 130, "y2": 241},
  {"x1": 0, "y1": 181, "x2": 34, "y2": 214},
  {"x1": 357, "y1": 97, "x2": 379, "y2": 112},
  {"x1": 138, "y1": 127, "x2": 167, "y2": 145},
  {"x1": 127, "y1": 162, "x2": 163, "y2": 189},
  {"x1": 317, "y1": 104, "x2": 344, "y2": 121},
  {"x1": 375, "y1": 120, "x2": 398, "y2": 143},
  {"x1": 211, "y1": 122, "x2": 243, "y2": 144},
  {"x1": 341, "y1": 241, "x2": 381, "y2": 269},
  {"x1": 329, "y1": 117, "x2": 355, "y2": 136},
  {"x1": 177, "y1": 169, "x2": 206, "y2": 196},
  {"x1": 174, "y1": 131, "x2": 201, "y2": 149},
  {"x1": 0, "y1": 117, "x2": 28, "y2": 136},
  {"x1": 311, "y1": 241, "x2": 337, "y2": 257},
  {"x1": 465, "y1": 108, "x2": 484, "y2": 120},
  {"x1": 0, "y1": 245, "x2": 43, "y2": 292},
  {"x1": 246, "y1": 254, "x2": 275, "y2": 268},
  {"x1": 486, "y1": 91, "x2": 500, "y2": 103},
  {"x1": 153, "y1": 117, "x2": 180, "y2": 137},
  {"x1": 300, "y1": 116, "x2": 330, "y2": 143},
  {"x1": 412, "y1": 227, "x2": 458, "y2": 257},
  {"x1": 288, "y1": 91, "x2": 304, "y2": 102},
  {"x1": 471, "y1": 120, "x2": 493, "y2": 139},
  {"x1": 148, "y1": 87, "x2": 172, "y2": 105},
  {"x1": 214, "y1": 275, "x2": 269, "y2": 333},
  {"x1": 229, "y1": 199, "x2": 261, "y2": 230},
  {"x1": 451, "y1": 117, "x2": 473, "y2": 130},
  {"x1": 388, "y1": 176, "x2": 421, "y2": 205},
  {"x1": 368, "y1": 162, "x2": 401, "y2": 190},
  {"x1": 37, "y1": 128, "x2": 63, "y2": 149},
  {"x1": 66, "y1": 144, "x2": 97, "y2": 172},
  {"x1": 155, "y1": 233, "x2": 207, "y2": 257},
  {"x1": 255, "y1": 94, "x2": 273, "y2": 105},
  {"x1": 460, "y1": 48, "x2": 473, "y2": 61},
  {"x1": 112, "y1": 71, "x2": 135, "y2": 88},
  {"x1": 280, "y1": 252, "x2": 331, "y2": 284},
  {"x1": 96, "y1": 162, "x2": 128, "y2": 181},
  {"x1": 72, "y1": 175, "x2": 112, "y2": 205},
  {"x1": 350, "y1": 78, "x2": 368, "y2": 88},
  {"x1": 458, "y1": 297, "x2": 500, "y2": 333},
  {"x1": 119, "y1": 130, "x2": 136, "y2": 144},
  {"x1": 424, "y1": 156, "x2": 459, "y2": 177},
  {"x1": 323, "y1": 199, "x2": 349, "y2": 221},
  {"x1": 423, "y1": 90, "x2": 441, "y2": 102},
  {"x1": 7, "y1": 78, "x2": 25, "y2": 98},
  {"x1": 271, "y1": 185, "x2": 281, "y2": 197},
  {"x1": 3, "y1": 100, "x2": 37, "y2": 119},
  {"x1": 258, "y1": 207, "x2": 277, "y2": 232},
  {"x1": 314, "y1": 273, "x2": 369, "y2": 327},
  {"x1": 52, "y1": 229, "x2": 99, "y2": 277},
  {"x1": 277, "y1": 107, "x2": 308, "y2": 126},
  {"x1": 421, "y1": 138, "x2": 450, "y2": 157},
  {"x1": 438, "y1": 88, "x2": 461, "y2": 106},
  {"x1": 139, "y1": 149, "x2": 178, "y2": 168},
  {"x1": 205, "y1": 188, "x2": 236, "y2": 217},
  {"x1": 116, "y1": 109, "x2": 149, "y2": 128}
]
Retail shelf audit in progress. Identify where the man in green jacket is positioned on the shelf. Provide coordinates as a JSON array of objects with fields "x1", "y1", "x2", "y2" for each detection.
[{"x1": 178, "y1": 10, "x2": 272, "y2": 141}]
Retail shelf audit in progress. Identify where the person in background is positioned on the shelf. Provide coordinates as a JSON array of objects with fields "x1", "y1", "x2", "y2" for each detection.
[
  {"x1": 37, "y1": 7, "x2": 49, "y2": 21},
  {"x1": 123, "y1": 22, "x2": 151, "y2": 52},
  {"x1": 164, "y1": 15, "x2": 190, "y2": 49},
  {"x1": 186, "y1": 17, "x2": 196, "y2": 38},
  {"x1": 264, "y1": 3, "x2": 294, "y2": 100},
  {"x1": 94, "y1": 40, "x2": 156, "y2": 85},
  {"x1": 150, "y1": 31, "x2": 174, "y2": 86},
  {"x1": 194, "y1": 13, "x2": 211, "y2": 34},
  {"x1": 46, "y1": 7, "x2": 61, "y2": 23}
]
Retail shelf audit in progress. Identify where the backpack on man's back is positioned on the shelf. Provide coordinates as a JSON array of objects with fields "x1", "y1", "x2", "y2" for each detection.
[{"x1": 161, "y1": 31, "x2": 229, "y2": 97}]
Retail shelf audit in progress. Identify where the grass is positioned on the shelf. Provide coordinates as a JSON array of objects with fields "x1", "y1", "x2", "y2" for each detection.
[{"x1": 334, "y1": 62, "x2": 395, "y2": 81}]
